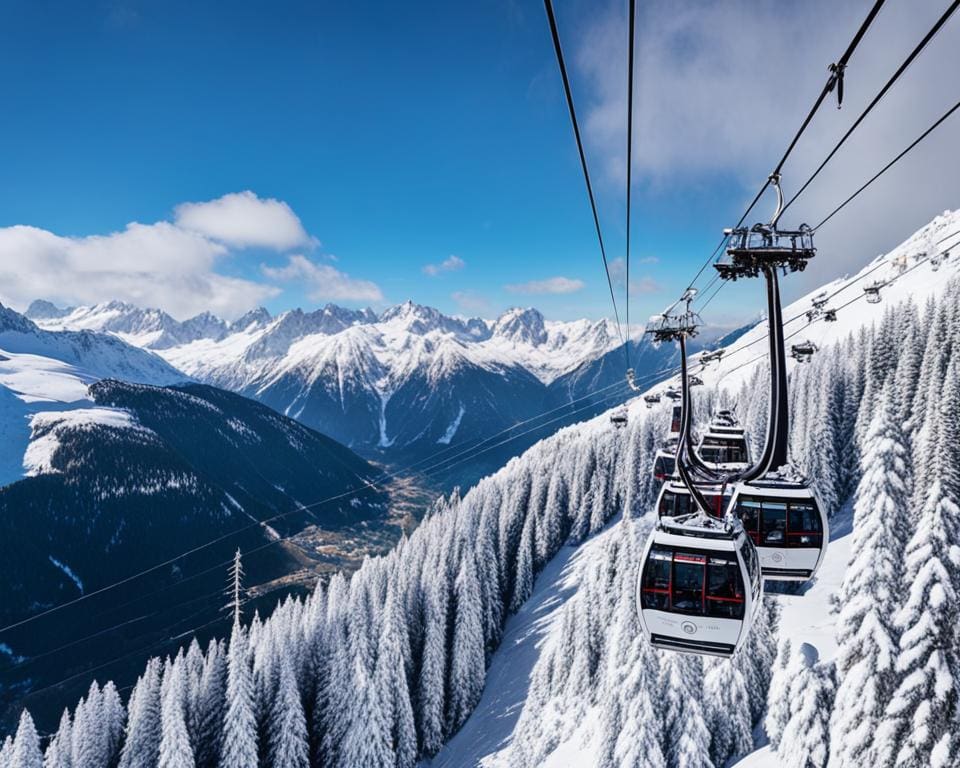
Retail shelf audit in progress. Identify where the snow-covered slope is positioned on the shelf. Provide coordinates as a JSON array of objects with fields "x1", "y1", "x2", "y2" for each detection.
[
  {"x1": 0, "y1": 304, "x2": 186, "y2": 484},
  {"x1": 430, "y1": 207, "x2": 960, "y2": 767}
]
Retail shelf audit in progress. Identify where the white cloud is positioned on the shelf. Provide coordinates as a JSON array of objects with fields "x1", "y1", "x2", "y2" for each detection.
[
  {"x1": 422, "y1": 255, "x2": 465, "y2": 276},
  {"x1": 263, "y1": 255, "x2": 383, "y2": 303},
  {"x1": 572, "y1": 0, "x2": 960, "y2": 292},
  {"x1": 451, "y1": 290, "x2": 491, "y2": 314},
  {"x1": 0, "y1": 222, "x2": 278, "y2": 320},
  {"x1": 504, "y1": 276, "x2": 585, "y2": 295},
  {"x1": 175, "y1": 191, "x2": 312, "y2": 250}
]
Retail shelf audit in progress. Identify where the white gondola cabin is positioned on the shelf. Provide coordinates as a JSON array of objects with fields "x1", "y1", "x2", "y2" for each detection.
[
  {"x1": 727, "y1": 477, "x2": 828, "y2": 582},
  {"x1": 637, "y1": 514, "x2": 762, "y2": 657},
  {"x1": 864, "y1": 280, "x2": 884, "y2": 304},
  {"x1": 697, "y1": 430, "x2": 750, "y2": 471}
]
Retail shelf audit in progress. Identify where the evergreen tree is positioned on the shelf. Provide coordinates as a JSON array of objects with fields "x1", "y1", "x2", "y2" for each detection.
[
  {"x1": 220, "y1": 621, "x2": 258, "y2": 768},
  {"x1": 11, "y1": 711, "x2": 43, "y2": 768},
  {"x1": 100, "y1": 681, "x2": 125, "y2": 766},
  {"x1": 119, "y1": 658, "x2": 163, "y2": 768},
  {"x1": 875, "y1": 358, "x2": 960, "y2": 768},
  {"x1": 268, "y1": 657, "x2": 309, "y2": 768},
  {"x1": 765, "y1": 637, "x2": 795, "y2": 748},
  {"x1": 43, "y1": 710, "x2": 72, "y2": 768},
  {"x1": 659, "y1": 653, "x2": 713, "y2": 768},
  {"x1": 417, "y1": 580, "x2": 448, "y2": 755},
  {"x1": 830, "y1": 383, "x2": 910, "y2": 766},
  {"x1": 375, "y1": 583, "x2": 417, "y2": 768},
  {"x1": 779, "y1": 655, "x2": 835, "y2": 768},
  {"x1": 339, "y1": 655, "x2": 392, "y2": 768},
  {"x1": 1, "y1": 737, "x2": 13, "y2": 768},
  {"x1": 447, "y1": 555, "x2": 486, "y2": 735},
  {"x1": 159, "y1": 662, "x2": 195, "y2": 768},
  {"x1": 704, "y1": 660, "x2": 752, "y2": 766}
]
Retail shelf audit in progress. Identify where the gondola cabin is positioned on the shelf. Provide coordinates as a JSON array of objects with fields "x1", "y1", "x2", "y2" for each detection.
[
  {"x1": 864, "y1": 281, "x2": 883, "y2": 304},
  {"x1": 657, "y1": 480, "x2": 732, "y2": 519},
  {"x1": 697, "y1": 430, "x2": 750, "y2": 470},
  {"x1": 610, "y1": 406, "x2": 628, "y2": 428},
  {"x1": 727, "y1": 478, "x2": 828, "y2": 582},
  {"x1": 653, "y1": 449, "x2": 677, "y2": 482},
  {"x1": 637, "y1": 514, "x2": 762, "y2": 657},
  {"x1": 670, "y1": 405, "x2": 682, "y2": 435},
  {"x1": 791, "y1": 341, "x2": 817, "y2": 363}
]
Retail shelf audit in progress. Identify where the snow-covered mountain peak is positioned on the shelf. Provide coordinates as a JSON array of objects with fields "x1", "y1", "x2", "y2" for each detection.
[
  {"x1": 232, "y1": 306, "x2": 273, "y2": 332},
  {"x1": 0, "y1": 303, "x2": 40, "y2": 335},
  {"x1": 492, "y1": 307, "x2": 547, "y2": 346},
  {"x1": 25, "y1": 299, "x2": 75, "y2": 321},
  {"x1": 378, "y1": 300, "x2": 482, "y2": 338}
]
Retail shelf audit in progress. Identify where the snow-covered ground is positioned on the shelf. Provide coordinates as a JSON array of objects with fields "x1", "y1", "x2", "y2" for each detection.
[{"x1": 0, "y1": 308, "x2": 183, "y2": 485}]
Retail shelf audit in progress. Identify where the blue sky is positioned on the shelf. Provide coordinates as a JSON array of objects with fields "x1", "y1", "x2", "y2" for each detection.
[{"x1": 0, "y1": 0, "x2": 958, "y2": 324}]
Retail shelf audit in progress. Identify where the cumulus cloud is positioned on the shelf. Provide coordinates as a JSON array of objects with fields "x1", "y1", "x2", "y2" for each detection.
[
  {"x1": 571, "y1": 0, "x2": 960, "y2": 291},
  {"x1": 175, "y1": 190, "x2": 313, "y2": 250},
  {"x1": 422, "y1": 255, "x2": 465, "y2": 276},
  {"x1": 0, "y1": 222, "x2": 278, "y2": 320},
  {"x1": 263, "y1": 255, "x2": 383, "y2": 302},
  {"x1": 0, "y1": 191, "x2": 383, "y2": 319},
  {"x1": 504, "y1": 276, "x2": 585, "y2": 295}
]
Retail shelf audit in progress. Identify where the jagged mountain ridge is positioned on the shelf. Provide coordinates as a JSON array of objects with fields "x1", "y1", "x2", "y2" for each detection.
[{"x1": 28, "y1": 297, "x2": 722, "y2": 470}]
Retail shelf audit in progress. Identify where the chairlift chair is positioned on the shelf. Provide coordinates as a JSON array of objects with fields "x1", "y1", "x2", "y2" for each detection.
[
  {"x1": 726, "y1": 476, "x2": 828, "y2": 582},
  {"x1": 930, "y1": 251, "x2": 941, "y2": 272},
  {"x1": 664, "y1": 388, "x2": 682, "y2": 402},
  {"x1": 688, "y1": 374, "x2": 704, "y2": 387},
  {"x1": 653, "y1": 448, "x2": 677, "y2": 483},
  {"x1": 644, "y1": 393, "x2": 662, "y2": 409},
  {"x1": 823, "y1": 308, "x2": 838, "y2": 322},
  {"x1": 637, "y1": 513, "x2": 762, "y2": 657}
]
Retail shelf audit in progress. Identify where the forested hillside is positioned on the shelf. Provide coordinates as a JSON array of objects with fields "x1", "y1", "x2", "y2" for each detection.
[{"x1": 2, "y1": 262, "x2": 959, "y2": 766}]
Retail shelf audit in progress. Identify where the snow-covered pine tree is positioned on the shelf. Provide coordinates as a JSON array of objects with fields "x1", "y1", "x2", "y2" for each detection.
[
  {"x1": 192, "y1": 640, "x2": 226, "y2": 768},
  {"x1": 764, "y1": 637, "x2": 794, "y2": 748},
  {"x1": 119, "y1": 657, "x2": 162, "y2": 768},
  {"x1": 874, "y1": 356, "x2": 960, "y2": 768},
  {"x1": 659, "y1": 653, "x2": 713, "y2": 768},
  {"x1": 100, "y1": 681, "x2": 125, "y2": 766},
  {"x1": 221, "y1": 621, "x2": 257, "y2": 767},
  {"x1": 0, "y1": 736, "x2": 12, "y2": 768},
  {"x1": 703, "y1": 660, "x2": 752, "y2": 767},
  {"x1": 778, "y1": 651, "x2": 834, "y2": 768},
  {"x1": 42, "y1": 709, "x2": 72, "y2": 768},
  {"x1": 159, "y1": 660, "x2": 195, "y2": 768},
  {"x1": 447, "y1": 554, "x2": 486, "y2": 736},
  {"x1": 374, "y1": 581, "x2": 417, "y2": 768},
  {"x1": 267, "y1": 656, "x2": 308, "y2": 768},
  {"x1": 339, "y1": 655, "x2": 392, "y2": 768},
  {"x1": 830, "y1": 383, "x2": 910, "y2": 767},
  {"x1": 417, "y1": 577, "x2": 448, "y2": 756},
  {"x1": 10, "y1": 711, "x2": 43, "y2": 768}
]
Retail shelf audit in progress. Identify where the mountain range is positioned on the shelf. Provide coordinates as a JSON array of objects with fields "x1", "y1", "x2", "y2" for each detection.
[{"x1": 26, "y1": 299, "x2": 729, "y2": 481}]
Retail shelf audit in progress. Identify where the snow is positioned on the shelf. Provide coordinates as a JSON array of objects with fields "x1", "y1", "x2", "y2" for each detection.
[
  {"x1": 47, "y1": 555, "x2": 84, "y2": 593},
  {"x1": 22, "y1": 407, "x2": 150, "y2": 476},
  {"x1": 438, "y1": 405, "x2": 465, "y2": 445}
]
